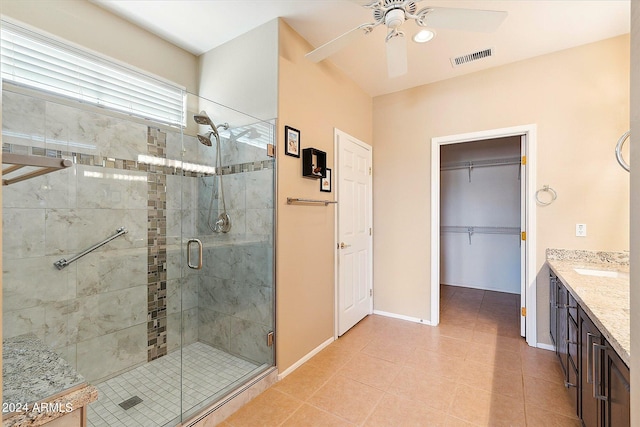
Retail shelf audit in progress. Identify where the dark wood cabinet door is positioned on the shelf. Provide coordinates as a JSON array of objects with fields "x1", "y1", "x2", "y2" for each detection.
[
  {"x1": 550, "y1": 273, "x2": 557, "y2": 346},
  {"x1": 604, "y1": 345, "x2": 630, "y2": 427},
  {"x1": 579, "y1": 308, "x2": 602, "y2": 427},
  {"x1": 557, "y1": 282, "x2": 569, "y2": 377}
]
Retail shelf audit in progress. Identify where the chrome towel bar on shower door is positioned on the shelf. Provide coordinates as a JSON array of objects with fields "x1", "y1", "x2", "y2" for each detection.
[{"x1": 53, "y1": 227, "x2": 128, "y2": 270}]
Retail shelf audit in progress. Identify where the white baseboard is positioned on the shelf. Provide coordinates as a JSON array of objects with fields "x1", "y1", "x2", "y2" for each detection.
[
  {"x1": 277, "y1": 337, "x2": 334, "y2": 380},
  {"x1": 373, "y1": 310, "x2": 432, "y2": 326},
  {"x1": 536, "y1": 342, "x2": 555, "y2": 352}
]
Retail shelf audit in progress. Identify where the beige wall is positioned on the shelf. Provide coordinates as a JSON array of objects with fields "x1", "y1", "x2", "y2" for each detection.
[
  {"x1": 1, "y1": 0, "x2": 198, "y2": 92},
  {"x1": 372, "y1": 35, "x2": 630, "y2": 345},
  {"x1": 276, "y1": 19, "x2": 372, "y2": 372},
  {"x1": 629, "y1": 0, "x2": 639, "y2": 423},
  {"x1": 199, "y1": 20, "x2": 278, "y2": 121}
]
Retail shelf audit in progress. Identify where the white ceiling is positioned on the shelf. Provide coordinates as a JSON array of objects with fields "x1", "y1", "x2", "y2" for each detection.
[{"x1": 91, "y1": 0, "x2": 630, "y2": 97}]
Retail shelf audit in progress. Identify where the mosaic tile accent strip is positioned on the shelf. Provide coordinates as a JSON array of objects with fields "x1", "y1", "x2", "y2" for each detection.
[
  {"x1": 86, "y1": 342, "x2": 261, "y2": 427},
  {"x1": 147, "y1": 128, "x2": 168, "y2": 361},
  {"x1": 2, "y1": 143, "x2": 274, "y2": 177}
]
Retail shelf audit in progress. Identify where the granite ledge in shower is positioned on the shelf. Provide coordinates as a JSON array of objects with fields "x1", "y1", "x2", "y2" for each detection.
[{"x1": 2, "y1": 334, "x2": 98, "y2": 426}]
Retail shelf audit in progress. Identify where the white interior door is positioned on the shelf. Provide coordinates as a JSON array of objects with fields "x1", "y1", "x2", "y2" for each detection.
[
  {"x1": 335, "y1": 129, "x2": 372, "y2": 336},
  {"x1": 520, "y1": 135, "x2": 527, "y2": 337}
]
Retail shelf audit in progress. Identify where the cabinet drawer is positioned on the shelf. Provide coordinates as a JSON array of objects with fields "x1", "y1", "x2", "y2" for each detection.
[
  {"x1": 568, "y1": 316, "x2": 578, "y2": 367},
  {"x1": 568, "y1": 292, "x2": 578, "y2": 322}
]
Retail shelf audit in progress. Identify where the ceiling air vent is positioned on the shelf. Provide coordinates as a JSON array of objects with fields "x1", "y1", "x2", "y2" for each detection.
[{"x1": 450, "y1": 47, "x2": 495, "y2": 68}]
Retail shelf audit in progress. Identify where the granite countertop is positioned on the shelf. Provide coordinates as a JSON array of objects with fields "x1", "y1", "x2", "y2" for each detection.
[
  {"x1": 546, "y1": 249, "x2": 630, "y2": 366},
  {"x1": 2, "y1": 334, "x2": 98, "y2": 426}
]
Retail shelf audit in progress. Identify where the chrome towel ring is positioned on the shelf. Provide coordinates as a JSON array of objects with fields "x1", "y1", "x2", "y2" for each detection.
[
  {"x1": 615, "y1": 130, "x2": 630, "y2": 172},
  {"x1": 535, "y1": 185, "x2": 557, "y2": 206}
]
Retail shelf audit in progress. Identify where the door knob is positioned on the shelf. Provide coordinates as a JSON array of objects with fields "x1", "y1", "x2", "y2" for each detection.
[{"x1": 340, "y1": 242, "x2": 351, "y2": 249}]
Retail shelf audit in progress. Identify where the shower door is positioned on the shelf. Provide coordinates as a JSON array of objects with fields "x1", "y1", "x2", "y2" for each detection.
[{"x1": 177, "y1": 95, "x2": 276, "y2": 423}]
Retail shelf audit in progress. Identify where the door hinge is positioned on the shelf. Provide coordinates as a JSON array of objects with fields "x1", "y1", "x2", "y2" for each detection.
[
  {"x1": 521, "y1": 155, "x2": 527, "y2": 165},
  {"x1": 369, "y1": 167, "x2": 372, "y2": 176},
  {"x1": 369, "y1": 227, "x2": 372, "y2": 236},
  {"x1": 370, "y1": 289, "x2": 373, "y2": 297},
  {"x1": 521, "y1": 231, "x2": 526, "y2": 241},
  {"x1": 267, "y1": 331, "x2": 275, "y2": 347},
  {"x1": 267, "y1": 144, "x2": 275, "y2": 158},
  {"x1": 521, "y1": 307, "x2": 526, "y2": 317}
]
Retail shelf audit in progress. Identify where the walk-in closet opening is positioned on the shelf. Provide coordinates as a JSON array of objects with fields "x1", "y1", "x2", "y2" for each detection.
[{"x1": 439, "y1": 136, "x2": 523, "y2": 337}]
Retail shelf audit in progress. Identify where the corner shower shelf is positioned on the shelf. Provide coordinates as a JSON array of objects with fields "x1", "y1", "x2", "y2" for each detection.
[{"x1": 2, "y1": 153, "x2": 72, "y2": 186}]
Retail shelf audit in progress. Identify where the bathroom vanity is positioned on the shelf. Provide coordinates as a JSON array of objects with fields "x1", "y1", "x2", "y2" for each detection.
[
  {"x1": 547, "y1": 249, "x2": 630, "y2": 427},
  {"x1": 2, "y1": 334, "x2": 98, "y2": 427}
]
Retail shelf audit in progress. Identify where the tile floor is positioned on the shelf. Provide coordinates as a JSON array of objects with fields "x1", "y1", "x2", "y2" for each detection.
[
  {"x1": 88, "y1": 342, "x2": 261, "y2": 427},
  {"x1": 221, "y1": 285, "x2": 582, "y2": 427}
]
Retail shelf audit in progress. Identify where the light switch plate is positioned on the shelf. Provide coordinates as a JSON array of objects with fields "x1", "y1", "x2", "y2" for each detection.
[{"x1": 576, "y1": 223, "x2": 587, "y2": 237}]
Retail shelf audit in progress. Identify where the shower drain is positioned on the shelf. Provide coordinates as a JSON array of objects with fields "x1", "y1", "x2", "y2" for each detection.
[{"x1": 118, "y1": 396, "x2": 143, "y2": 410}]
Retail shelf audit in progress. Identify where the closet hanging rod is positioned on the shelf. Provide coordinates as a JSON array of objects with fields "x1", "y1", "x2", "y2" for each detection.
[
  {"x1": 440, "y1": 157, "x2": 522, "y2": 171},
  {"x1": 2, "y1": 153, "x2": 72, "y2": 186},
  {"x1": 53, "y1": 227, "x2": 128, "y2": 270},
  {"x1": 440, "y1": 226, "x2": 520, "y2": 235},
  {"x1": 287, "y1": 197, "x2": 337, "y2": 206}
]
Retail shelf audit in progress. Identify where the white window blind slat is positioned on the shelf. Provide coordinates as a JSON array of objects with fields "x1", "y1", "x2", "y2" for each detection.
[{"x1": 1, "y1": 22, "x2": 185, "y2": 126}]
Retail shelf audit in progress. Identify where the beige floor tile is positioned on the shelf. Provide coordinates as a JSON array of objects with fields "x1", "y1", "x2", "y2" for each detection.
[
  {"x1": 387, "y1": 366, "x2": 457, "y2": 412},
  {"x1": 280, "y1": 404, "x2": 354, "y2": 427},
  {"x1": 432, "y1": 323, "x2": 475, "y2": 341},
  {"x1": 456, "y1": 360, "x2": 524, "y2": 400},
  {"x1": 419, "y1": 334, "x2": 470, "y2": 358},
  {"x1": 525, "y1": 404, "x2": 582, "y2": 426},
  {"x1": 465, "y1": 341, "x2": 523, "y2": 371},
  {"x1": 523, "y1": 375, "x2": 578, "y2": 418},
  {"x1": 449, "y1": 384, "x2": 526, "y2": 427},
  {"x1": 471, "y1": 330, "x2": 523, "y2": 353},
  {"x1": 224, "y1": 388, "x2": 302, "y2": 427},
  {"x1": 360, "y1": 337, "x2": 416, "y2": 364},
  {"x1": 306, "y1": 344, "x2": 355, "y2": 371},
  {"x1": 307, "y1": 375, "x2": 383, "y2": 425},
  {"x1": 405, "y1": 348, "x2": 466, "y2": 380},
  {"x1": 338, "y1": 353, "x2": 401, "y2": 390},
  {"x1": 521, "y1": 350, "x2": 565, "y2": 384},
  {"x1": 273, "y1": 362, "x2": 335, "y2": 400},
  {"x1": 363, "y1": 393, "x2": 449, "y2": 427},
  {"x1": 445, "y1": 415, "x2": 480, "y2": 426}
]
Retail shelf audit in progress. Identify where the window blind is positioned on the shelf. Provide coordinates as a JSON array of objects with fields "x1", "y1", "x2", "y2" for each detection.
[{"x1": 1, "y1": 21, "x2": 186, "y2": 127}]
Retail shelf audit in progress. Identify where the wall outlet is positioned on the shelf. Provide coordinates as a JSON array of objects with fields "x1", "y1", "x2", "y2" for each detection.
[{"x1": 576, "y1": 223, "x2": 587, "y2": 237}]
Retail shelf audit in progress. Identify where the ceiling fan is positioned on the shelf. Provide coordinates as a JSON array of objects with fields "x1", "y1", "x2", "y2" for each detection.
[{"x1": 306, "y1": 0, "x2": 507, "y2": 78}]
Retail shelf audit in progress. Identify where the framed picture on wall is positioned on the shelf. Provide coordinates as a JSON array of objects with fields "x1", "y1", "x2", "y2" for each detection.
[
  {"x1": 320, "y1": 168, "x2": 332, "y2": 192},
  {"x1": 284, "y1": 126, "x2": 300, "y2": 158}
]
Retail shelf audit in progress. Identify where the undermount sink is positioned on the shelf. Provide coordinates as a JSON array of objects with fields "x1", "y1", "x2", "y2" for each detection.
[{"x1": 573, "y1": 268, "x2": 629, "y2": 279}]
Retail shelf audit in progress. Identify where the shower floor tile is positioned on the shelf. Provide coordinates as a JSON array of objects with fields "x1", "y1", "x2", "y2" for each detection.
[{"x1": 87, "y1": 342, "x2": 260, "y2": 427}]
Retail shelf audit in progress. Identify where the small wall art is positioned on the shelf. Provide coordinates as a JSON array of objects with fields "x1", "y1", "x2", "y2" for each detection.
[
  {"x1": 284, "y1": 126, "x2": 300, "y2": 158},
  {"x1": 320, "y1": 168, "x2": 332, "y2": 192}
]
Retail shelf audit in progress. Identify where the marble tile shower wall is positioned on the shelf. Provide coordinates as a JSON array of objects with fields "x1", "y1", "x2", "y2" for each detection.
[
  {"x1": 195, "y1": 136, "x2": 275, "y2": 366},
  {"x1": 3, "y1": 90, "x2": 275, "y2": 385},
  {"x1": 2, "y1": 91, "x2": 151, "y2": 383}
]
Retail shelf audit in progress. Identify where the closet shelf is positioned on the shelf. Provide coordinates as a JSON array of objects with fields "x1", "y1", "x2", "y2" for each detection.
[
  {"x1": 441, "y1": 156, "x2": 522, "y2": 182},
  {"x1": 2, "y1": 153, "x2": 72, "y2": 186}
]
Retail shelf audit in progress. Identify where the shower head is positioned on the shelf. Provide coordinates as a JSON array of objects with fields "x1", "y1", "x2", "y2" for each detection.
[
  {"x1": 197, "y1": 132, "x2": 213, "y2": 147},
  {"x1": 194, "y1": 111, "x2": 215, "y2": 127}
]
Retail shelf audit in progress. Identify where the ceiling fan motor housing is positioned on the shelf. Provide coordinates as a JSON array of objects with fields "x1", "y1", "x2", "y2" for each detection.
[{"x1": 385, "y1": 8, "x2": 405, "y2": 29}]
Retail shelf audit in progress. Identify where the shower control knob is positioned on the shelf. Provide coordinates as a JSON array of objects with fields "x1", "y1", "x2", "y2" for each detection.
[{"x1": 340, "y1": 242, "x2": 351, "y2": 249}]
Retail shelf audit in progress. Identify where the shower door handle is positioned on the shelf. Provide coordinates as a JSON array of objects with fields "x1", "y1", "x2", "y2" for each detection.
[{"x1": 187, "y1": 238, "x2": 203, "y2": 270}]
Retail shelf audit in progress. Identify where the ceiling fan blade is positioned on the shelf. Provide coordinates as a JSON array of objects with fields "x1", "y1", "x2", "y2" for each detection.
[
  {"x1": 386, "y1": 34, "x2": 408, "y2": 78},
  {"x1": 306, "y1": 25, "x2": 368, "y2": 63},
  {"x1": 422, "y1": 7, "x2": 507, "y2": 32}
]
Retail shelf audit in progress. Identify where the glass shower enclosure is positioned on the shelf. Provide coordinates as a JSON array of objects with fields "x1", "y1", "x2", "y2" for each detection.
[{"x1": 2, "y1": 84, "x2": 275, "y2": 426}]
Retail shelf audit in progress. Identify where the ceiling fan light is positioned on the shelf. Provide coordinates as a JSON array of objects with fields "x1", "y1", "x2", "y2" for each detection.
[{"x1": 413, "y1": 29, "x2": 435, "y2": 43}]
